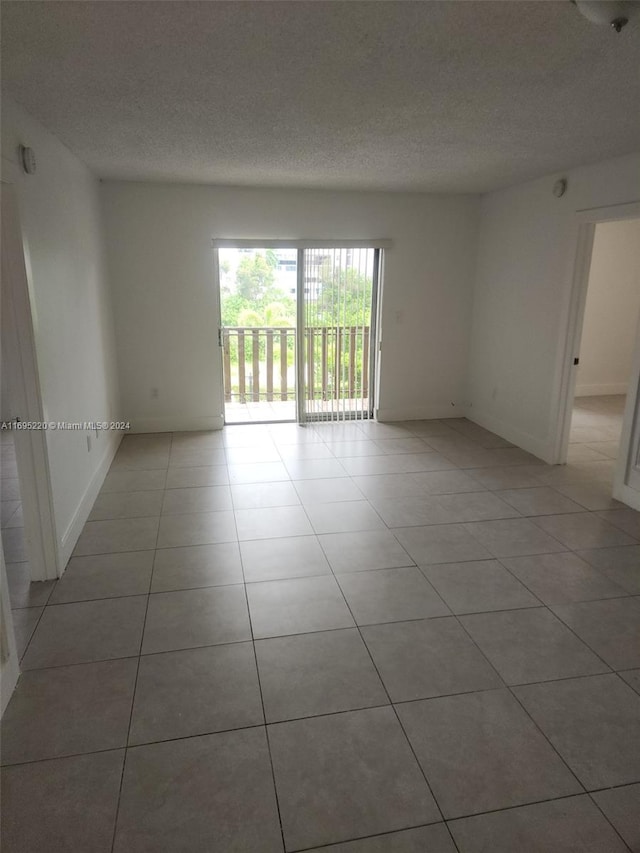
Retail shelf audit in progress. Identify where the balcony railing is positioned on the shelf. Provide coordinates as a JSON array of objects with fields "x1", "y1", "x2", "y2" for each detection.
[{"x1": 221, "y1": 326, "x2": 370, "y2": 405}]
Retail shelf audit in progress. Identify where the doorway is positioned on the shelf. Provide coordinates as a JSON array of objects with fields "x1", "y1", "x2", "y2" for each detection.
[
  {"x1": 568, "y1": 219, "x2": 640, "y2": 464},
  {"x1": 555, "y1": 206, "x2": 640, "y2": 509},
  {"x1": 215, "y1": 243, "x2": 381, "y2": 426}
]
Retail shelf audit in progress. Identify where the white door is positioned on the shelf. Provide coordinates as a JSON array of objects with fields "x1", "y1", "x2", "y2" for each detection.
[{"x1": 1, "y1": 184, "x2": 59, "y2": 582}]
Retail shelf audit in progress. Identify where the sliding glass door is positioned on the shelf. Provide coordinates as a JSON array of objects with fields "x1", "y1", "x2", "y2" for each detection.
[
  {"x1": 298, "y1": 247, "x2": 379, "y2": 423},
  {"x1": 215, "y1": 243, "x2": 380, "y2": 425},
  {"x1": 217, "y1": 247, "x2": 298, "y2": 424}
]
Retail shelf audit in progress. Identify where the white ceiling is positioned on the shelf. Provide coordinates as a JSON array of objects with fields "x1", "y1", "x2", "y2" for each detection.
[{"x1": 2, "y1": 1, "x2": 639, "y2": 192}]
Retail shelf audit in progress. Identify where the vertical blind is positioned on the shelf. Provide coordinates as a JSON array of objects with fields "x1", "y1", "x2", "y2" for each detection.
[{"x1": 301, "y1": 247, "x2": 378, "y2": 422}]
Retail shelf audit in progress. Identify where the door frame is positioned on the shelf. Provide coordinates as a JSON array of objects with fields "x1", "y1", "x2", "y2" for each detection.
[
  {"x1": 214, "y1": 241, "x2": 300, "y2": 425},
  {"x1": 295, "y1": 248, "x2": 305, "y2": 424},
  {"x1": 552, "y1": 201, "x2": 640, "y2": 468},
  {"x1": 297, "y1": 247, "x2": 381, "y2": 424},
  {"x1": 1, "y1": 179, "x2": 59, "y2": 582},
  {"x1": 211, "y1": 245, "x2": 228, "y2": 425},
  {"x1": 0, "y1": 545, "x2": 19, "y2": 715},
  {"x1": 614, "y1": 303, "x2": 640, "y2": 510},
  {"x1": 212, "y1": 239, "x2": 390, "y2": 425}
]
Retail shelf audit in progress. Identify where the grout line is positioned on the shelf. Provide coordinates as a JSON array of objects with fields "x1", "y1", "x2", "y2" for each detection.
[
  {"x1": 453, "y1": 611, "x2": 592, "y2": 795},
  {"x1": 5, "y1": 718, "x2": 639, "y2": 826},
  {"x1": 322, "y1": 563, "x2": 457, "y2": 847},
  {"x1": 586, "y1": 790, "x2": 636, "y2": 852},
  {"x1": 1, "y1": 745, "x2": 128, "y2": 771},
  {"x1": 234, "y1": 501, "x2": 288, "y2": 853},
  {"x1": 14, "y1": 639, "x2": 632, "y2": 693},
  {"x1": 108, "y1": 437, "x2": 167, "y2": 853},
  {"x1": 439, "y1": 789, "x2": 636, "y2": 853},
  {"x1": 20, "y1": 587, "x2": 637, "y2": 657},
  {"x1": 15, "y1": 595, "x2": 50, "y2": 664},
  {"x1": 491, "y1": 551, "x2": 632, "y2": 603},
  {"x1": 285, "y1": 822, "x2": 446, "y2": 853},
  {"x1": 540, "y1": 602, "x2": 634, "y2": 672}
]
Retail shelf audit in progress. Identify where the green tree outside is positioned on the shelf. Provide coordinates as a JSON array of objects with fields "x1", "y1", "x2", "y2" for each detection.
[{"x1": 220, "y1": 251, "x2": 373, "y2": 401}]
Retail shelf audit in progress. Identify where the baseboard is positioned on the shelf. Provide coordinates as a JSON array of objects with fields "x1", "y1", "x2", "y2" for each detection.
[
  {"x1": 377, "y1": 404, "x2": 468, "y2": 422},
  {"x1": 575, "y1": 384, "x2": 628, "y2": 397},
  {"x1": 130, "y1": 414, "x2": 224, "y2": 434},
  {"x1": 468, "y1": 407, "x2": 553, "y2": 464},
  {"x1": 58, "y1": 430, "x2": 123, "y2": 570},
  {"x1": 613, "y1": 482, "x2": 640, "y2": 511}
]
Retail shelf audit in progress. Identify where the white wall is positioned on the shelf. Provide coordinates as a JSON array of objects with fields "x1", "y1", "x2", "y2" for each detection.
[
  {"x1": 576, "y1": 219, "x2": 640, "y2": 397},
  {"x1": 468, "y1": 152, "x2": 640, "y2": 462},
  {"x1": 1, "y1": 99, "x2": 121, "y2": 567},
  {"x1": 100, "y1": 183, "x2": 480, "y2": 429}
]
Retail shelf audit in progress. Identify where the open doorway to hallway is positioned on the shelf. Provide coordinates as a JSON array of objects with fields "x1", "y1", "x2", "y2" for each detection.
[
  {"x1": 569, "y1": 395, "x2": 624, "y2": 463},
  {"x1": 565, "y1": 218, "x2": 640, "y2": 507}
]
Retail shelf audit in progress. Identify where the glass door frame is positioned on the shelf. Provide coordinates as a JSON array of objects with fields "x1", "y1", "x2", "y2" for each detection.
[
  {"x1": 296, "y1": 247, "x2": 381, "y2": 425},
  {"x1": 214, "y1": 242, "x2": 299, "y2": 425},
  {"x1": 213, "y1": 238, "x2": 390, "y2": 426}
]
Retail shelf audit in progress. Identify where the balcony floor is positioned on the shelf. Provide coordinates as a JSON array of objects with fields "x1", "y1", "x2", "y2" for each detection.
[
  {"x1": 224, "y1": 400, "x2": 296, "y2": 423},
  {"x1": 225, "y1": 398, "x2": 371, "y2": 424}
]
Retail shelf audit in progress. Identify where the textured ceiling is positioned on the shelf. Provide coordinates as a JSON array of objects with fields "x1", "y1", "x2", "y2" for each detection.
[{"x1": 2, "y1": 0, "x2": 640, "y2": 192}]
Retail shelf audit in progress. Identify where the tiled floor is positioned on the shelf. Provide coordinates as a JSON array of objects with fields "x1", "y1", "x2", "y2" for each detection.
[
  {"x1": 2, "y1": 409, "x2": 640, "y2": 852},
  {"x1": 225, "y1": 400, "x2": 297, "y2": 423},
  {"x1": 564, "y1": 394, "x2": 625, "y2": 510}
]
